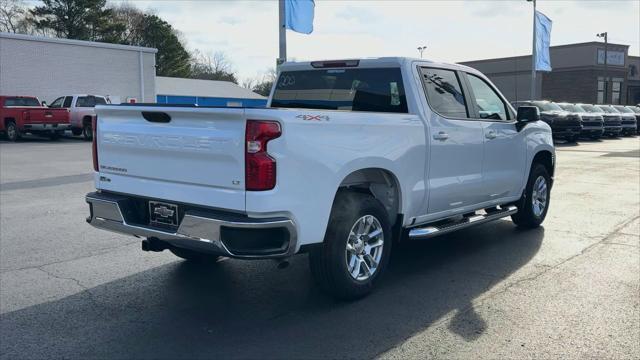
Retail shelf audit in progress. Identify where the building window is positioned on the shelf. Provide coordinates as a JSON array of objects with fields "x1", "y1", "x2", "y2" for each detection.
[
  {"x1": 612, "y1": 78, "x2": 623, "y2": 104},
  {"x1": 597, "y1": 77, "x2": 605, "y2": 104}
]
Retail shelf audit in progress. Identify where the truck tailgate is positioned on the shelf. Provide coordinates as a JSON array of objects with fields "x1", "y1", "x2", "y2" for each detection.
[
  {"x1": 95, "y1": 106, "x2": 247, "y2": 211},
  {"x1": 28, "y1": 108, "x2": 70, "y2": 124}
]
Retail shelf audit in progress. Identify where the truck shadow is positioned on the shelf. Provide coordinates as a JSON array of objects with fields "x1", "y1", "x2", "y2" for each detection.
[{"x1": 0, "y1": 221, "x2": 543, "y2": 359}]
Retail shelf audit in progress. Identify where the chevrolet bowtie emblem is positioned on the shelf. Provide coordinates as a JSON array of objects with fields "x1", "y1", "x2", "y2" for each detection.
[{"x1": 154, "y1": 206, "x2": 175, "y2": 218}]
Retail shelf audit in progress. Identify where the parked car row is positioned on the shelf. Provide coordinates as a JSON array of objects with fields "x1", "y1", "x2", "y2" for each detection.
[
  {"x1": 511, "y1": 100, "x2": 639, "y2": 142},
  {"x1": 1, "y1": 94, "x2": 107, "y2": 141}
]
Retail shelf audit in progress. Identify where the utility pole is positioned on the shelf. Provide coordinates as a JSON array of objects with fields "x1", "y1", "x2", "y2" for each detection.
[
  {"x1": 528, "y1": 0, "x2": 537, "y2": 100},
  {"x1": 417, "y1": 45, "x2": 427, "y2": 59},
  {"x1": 278, "y1": 0, "x2": 286, "y2": 66},
  {"x1": 597, "y1": 32, "x2": 608, "y2": 103}
]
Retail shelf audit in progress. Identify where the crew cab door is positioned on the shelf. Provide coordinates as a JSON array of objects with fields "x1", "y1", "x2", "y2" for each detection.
[
  {"x1": 418, "y1": 66, "x2": 486, "y2": 215},
  {"x1": 462, "y1": 72, "x2": 526, "y2": 201}
]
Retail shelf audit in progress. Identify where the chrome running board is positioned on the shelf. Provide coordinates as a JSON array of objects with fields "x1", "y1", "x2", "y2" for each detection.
[{"x1": 408, "y1": 205, "x2": 518, "y2": 239}]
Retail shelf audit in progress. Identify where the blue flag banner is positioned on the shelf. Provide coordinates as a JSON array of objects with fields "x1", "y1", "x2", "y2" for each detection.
[
  {"x1": 534, "y1": 10, "x2": 552, "y2": 72},
  {"x1": 285, "y1": 0, "x2": 315, "y2": 34}
]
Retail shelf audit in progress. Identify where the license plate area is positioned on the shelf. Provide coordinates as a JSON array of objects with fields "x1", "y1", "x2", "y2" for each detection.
[{"x1": 149, "y1": 201, "x2": 179, "y2": 227}]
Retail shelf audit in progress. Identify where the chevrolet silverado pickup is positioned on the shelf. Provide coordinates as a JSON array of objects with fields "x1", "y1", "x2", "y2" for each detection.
[
  {"x1": 512, "y1": 100, "x2": 582, "y2": 142},
  {"x1": 611, "y1": 105, "x2": 638, "y2": 135},
  {"x1": 48, "y1": 94, "x2": 109, "y2": 140},
  {"x1": 594, "y1": 105, "x2": 624, "y2": 137},
  {"x1": 86, "y1": 58, "x2": 555, "y2": 299},
  {"x1": 0, "y1": 96, "x2": 70, "y2": 141},
  {"x1": 557, "y1": 102, "x2": 604, "y2": 139}
]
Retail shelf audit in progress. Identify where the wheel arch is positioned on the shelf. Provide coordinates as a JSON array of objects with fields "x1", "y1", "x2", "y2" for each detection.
[
  {"x1": 532, "y1": 150, "x2": 555, "y2": 180},
  {"x1": 335, "y1": 167, "x2": 403, "y2": 226}
]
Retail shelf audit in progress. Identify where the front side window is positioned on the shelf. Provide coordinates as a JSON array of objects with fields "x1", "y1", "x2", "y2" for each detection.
[
  {"x1": 467, "y1": 74, "x2": 509, "y2": 120},
  {"x1": 420, "y1": 67, "x2": 468, "y2": 118},
  {"x1": 271, "y1": 68, "x2": 408, "y2": 113},
  {"x1": 49, "y1": 97, "x2": 64, "y2": 108}
]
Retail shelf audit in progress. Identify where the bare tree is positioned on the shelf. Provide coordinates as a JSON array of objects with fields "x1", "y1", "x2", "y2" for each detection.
[
  {"x1": 190, "y1": 50, "x2": 238, "y2": 83},
  {"x1": 0, "y1": 0, "x2": 31, "y2": 33}
]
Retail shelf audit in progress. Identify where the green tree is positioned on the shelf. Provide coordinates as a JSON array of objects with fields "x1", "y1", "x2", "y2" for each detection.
[
  {"x1": 30, "y1": 0, "x2": 122, "y2": 41},
  {"x1": 109, "y1": 5, "x2": 191, "y2": 77}
]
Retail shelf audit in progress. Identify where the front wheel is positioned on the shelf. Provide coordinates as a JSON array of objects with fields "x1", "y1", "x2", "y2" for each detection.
[
  {"x1": 309, "y1": 191, "x2": 392, "y2": 300},
  {"x1": 512, "y1": 163, "x2": 551, "y2": 228}
]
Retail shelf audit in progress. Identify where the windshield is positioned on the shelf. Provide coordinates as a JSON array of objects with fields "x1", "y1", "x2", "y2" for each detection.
[
  {"x1": 628, "y1": 107, "x2": 640, "y2": 114},
  {"x1": 613, "y1": 105, "x2": 634, "y2": 114},
  {"x1": 598, "y1": 106, "x2": 617, "y2": 114},
  {"x1": 573, "y1": 104, "x2": 587, "y2": 112},
  {"x1": 271, "y1": 68, "x2": 408, "y2": 113},
  {"x1": 578, "y1": 104, "x2": 600, "y2": 113},
  {"x1": 557, "y1": 103, "x2": 579, "y2": 112},
  {"x1": 533, "y1": 101, "x2": 563, "y2": 111}
]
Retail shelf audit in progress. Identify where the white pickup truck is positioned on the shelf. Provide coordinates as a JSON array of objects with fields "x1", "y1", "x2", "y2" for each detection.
[
  {"x1": 86, "y1": 58, "x2": 554, "y2": 299},
  {"x1": 48, "y1": 94, "x2": 109, "y2": 140}
]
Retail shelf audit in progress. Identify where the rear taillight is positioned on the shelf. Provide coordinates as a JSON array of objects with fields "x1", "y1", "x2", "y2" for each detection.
[
  {"x1": 245, "y1": 120, "x2": 281, "y2": 191},
  {"x1": 92, "y1": 116, "x2": 98, "y2": 171}
]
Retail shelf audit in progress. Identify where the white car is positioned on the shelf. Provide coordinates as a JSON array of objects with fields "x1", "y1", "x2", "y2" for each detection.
[
  {"x1": 86, "y1": 58, "x2": 554, "y2": 299},
  {"x1": 48, "y1": 94, "x2": 108, "y2": 140}
]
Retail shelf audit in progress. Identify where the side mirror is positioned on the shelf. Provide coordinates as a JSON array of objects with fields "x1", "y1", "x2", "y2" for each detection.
[{"x1": 517, "y1": 106, "x2": 540, "y2": 123}]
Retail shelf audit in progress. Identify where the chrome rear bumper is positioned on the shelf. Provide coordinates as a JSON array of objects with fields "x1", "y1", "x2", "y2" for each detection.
[{"x1": 86, "y1": 191, "x2": 297, "y2": 259}]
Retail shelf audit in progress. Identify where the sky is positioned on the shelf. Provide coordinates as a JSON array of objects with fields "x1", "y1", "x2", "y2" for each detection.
[{"x1": 112, "y1": 0, "x2": 639, "y2": 81}]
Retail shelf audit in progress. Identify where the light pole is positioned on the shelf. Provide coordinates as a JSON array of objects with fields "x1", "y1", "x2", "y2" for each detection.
[
  {"x1": 417, "y1": 45, "x2": 427, "y2": 59},
  {"x1": 527, "y1": 0, "x2": 537, "y2": 100},
  {"x1": 597, "y1": 32, "x2": 608, "y2": 104}
]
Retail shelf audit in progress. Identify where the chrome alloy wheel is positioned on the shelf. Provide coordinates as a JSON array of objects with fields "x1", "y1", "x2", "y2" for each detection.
[
  {"x1": 531, "y1": 176, "x2": 548, "y2": 217},
  {"x1": 345, "y1": 215, "x2": 384, "y2": 281}
]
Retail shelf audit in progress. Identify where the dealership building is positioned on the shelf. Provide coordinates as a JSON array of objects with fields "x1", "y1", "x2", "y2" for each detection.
[
  {"x1": 460, "y1": 41, "x2": 640, "y2": 106},
  {"x1": 0, "y1": 32, "x2": 157, "y2": 103},
  {"x1": 0, "y1": 32, "x2": 265, "y2": 106}
]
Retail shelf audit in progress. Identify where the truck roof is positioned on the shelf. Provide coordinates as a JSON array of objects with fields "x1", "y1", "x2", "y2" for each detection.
[{"x1": 279, "y1": 57, "x2": 481, "y2": 75}]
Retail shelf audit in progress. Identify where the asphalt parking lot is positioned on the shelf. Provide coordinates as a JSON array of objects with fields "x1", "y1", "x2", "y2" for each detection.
[{"x1": 0, "y1": 134, "x2": 638, "y2": 359}]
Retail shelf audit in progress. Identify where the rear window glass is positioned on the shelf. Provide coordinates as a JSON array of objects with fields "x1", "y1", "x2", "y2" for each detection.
[
  {"x1": 76, "y1": 96, "x2": 105, "y2": 107},
  {"x1": 271, "y1": 68, "x2": 408, "y2": 113},
  {"x1": 4, "y1": 97, "x2": 41, "y2": 106}
]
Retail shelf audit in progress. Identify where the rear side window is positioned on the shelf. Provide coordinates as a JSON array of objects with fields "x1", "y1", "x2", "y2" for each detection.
[
  {"x1": 420, "y1": 67, "x2": 468, "y2": 118},
  {"x1": 271, "y1": 68, "x2": 408, "y2": 113},
  {"x1": 63, "y1": 96, "x2": 73, "y2": 108},
  {"x1": 95, "y1": 97, "x2": 107, "y2": 105}
]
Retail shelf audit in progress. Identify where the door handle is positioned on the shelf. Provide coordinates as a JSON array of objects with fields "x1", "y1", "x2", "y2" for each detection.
[
  {"x1": 433, "y1": 131, "x2": 449, "y2": 141},
  {"x1": 485, "y1": 131, "x2": 497, "y2": 140}
]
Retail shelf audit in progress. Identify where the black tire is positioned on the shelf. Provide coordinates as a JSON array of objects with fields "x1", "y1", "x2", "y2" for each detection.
[
  {"x1": 71, "y1": 128, "x2": 82, "y2": 136},
  {"x1": 169, "y1": 247, "x2": 221, "y2": 263},
  {"x1": 82, "y1": 121, "x2": 92, "y2": 141},
  {"x1": 511, "y1": 163, "x2": 551, "y2": 228},
  {"x1": 49, "y1": 131, "x2": 62, "y2": 140},
  {"x1": 566, "y1": 135, "x2": 578, "y2": 143},
  {"x1": 5, "y1": 121, "x2": 20, "y2": 141},
  {"x1": 309, "y1": 191, "x2": 392, "y2": 300}
]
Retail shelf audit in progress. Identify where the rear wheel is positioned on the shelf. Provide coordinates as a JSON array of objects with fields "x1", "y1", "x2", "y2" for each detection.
[
  {"x1": 170, "y1": 247, "x2": 221, "y2": 263},
  {"x1": 82, "y1": 121, "x2": 92, "y2": 141},
  {"x1": 512, "y1": 163, "x2": 551, "y2": 228},
  {"x1": 5, "y1": 121, "x2": 20, "y2": 141},
  {"x1": 309, "y1": 191, "x2": 392, "y2": 300},
  {"x1": 71, "y1": 128, "x2": 82, "y2": 136}
]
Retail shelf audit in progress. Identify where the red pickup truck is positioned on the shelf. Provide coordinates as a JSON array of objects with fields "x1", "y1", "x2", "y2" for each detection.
[{"x1": 0, "y1": 96, "x2": 71, "y2": 141}]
